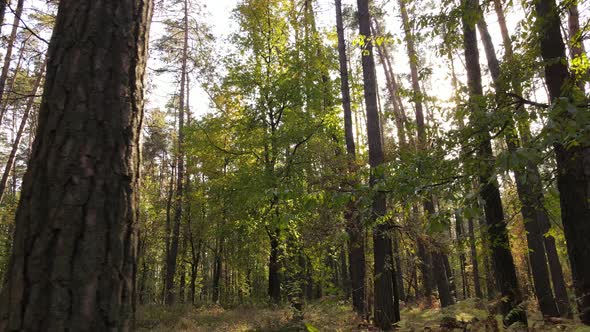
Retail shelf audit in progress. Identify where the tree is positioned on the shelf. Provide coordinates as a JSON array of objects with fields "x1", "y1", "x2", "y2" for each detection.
[
  {"x1": 335, "y1": 0, "x2": 366, "y2": 317},
  {"x1": 398, "y1": 0, "x2": 454, "y2": 307},
  {"x1": 164, "y1": 0, "x2": 189, "y2": 306},
  {"x1": 0, "y1": 0, "x2": 153, "y2": 329},
  {"x1": 534, "y1": 0, "x2": 590, "y2": 324},
  {"x1": 461, "y1": 0, "x2": 525, "y2": 325},
  {"x1": 0, "y1": 0, "x2": 24, "y2": 126},
  {"x1": 477, "y1": 13, "x2": 560, "y2": 318},
  {"x1": 356, "y1": 0, "x2": 399, "y2": 328}
]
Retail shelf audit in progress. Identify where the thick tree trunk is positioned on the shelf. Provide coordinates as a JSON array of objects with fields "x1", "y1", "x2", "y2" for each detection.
[
  {"x1": 164, "y1": 0, "x2": 189, "y2": 306},
  {"x1": 462, "y1": 0, "x2": 524, "y2": 325},
  {"x1": 477, "y1": 16, "x2": 559, "y2": 318},
  {"x1": 357, "y1": 0, "x2": 399, "y2": 328},
  {"x1": 535, "y1": 0, "x2": 590, "y2": 324},
  {"x1": 0, "y1": 0, "x2": 153, "y2": 329},
  {"x1": 335, "y1": 0, "x2": 366, "y2": 316},
  {"x1": 0, "y1": 59, "x2": 45, "y2": 204},
  {"x1": 0, "y1": 0, "x2": 23, "y2": 127}
]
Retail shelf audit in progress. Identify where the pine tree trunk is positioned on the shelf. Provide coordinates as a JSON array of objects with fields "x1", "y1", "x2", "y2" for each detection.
[
  {"x1": 477, "y1": 16, "x2": 559, "y2": 318},
  {"x1": 357, "y1": 0, "x2": 399, "y2": 327},
  {"x1": 335, "y1": 0, "x2": 366, "y2": 316},
  {"x1": 0, "y1": 0, "x2": 23, "y2": 127},
  {"x1": 462, "y1": 0, "x2": 524, "y2": 324},
  {"x1": 535, "y1": 0, "x2": 590, "y2": 324},
  {"x1": 0, "y1": 0, "x2": 153, "y2": 329}
]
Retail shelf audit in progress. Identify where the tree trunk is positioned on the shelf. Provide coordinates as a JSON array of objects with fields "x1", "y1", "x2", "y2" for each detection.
[
  {"x1": 567, "y1": 1, "x2": 587, "y2": 91},
  {"x1": 535, "y1": 0, "x2": 590, "y2": 324},
  {"x1": 268, "y1": 229, "x2": 281, "y2": 303},
  {"x1": 0, "y1": 0, "x2": 153, "y2": 329},
  {"x1": 462, "y1": 0, "x2": 524, "y2": 325},
  {"x1": 0, "y1": 59, "x2": 45, "y2": 204},
  {"x1": 0, "y1": 37, "x2": 27, "y2": 119},
  {"x1": 467, "y1": 217, "x2": 483, "y2": 298},
  {"x1": 477, "y1": 15, "x2": 559, "y2": 318},
  {"x1": 335, "y1": 0, "x2": 366, "y2": 316},
  {"x1": 0, "y1": 0, "x2": 24, "y2": 127},
  {"x1": 0, "y1": 0, "x2": 8, "y2": 36},
  {"x1": 357, "y1": 0, "x2": 399, "y2": 328},
  {"x1": 212, "y1": 241, "x2": 223, "y2": 304},
  {"x1": 399, "y1": 0, "x2": 453, "y2": 307},
  {"x1": 164, "y1": 0, "x2": 189, "y2": 306},
  {"x1": 455, "y1": 212, "x2": 469, "y2": 299},
  {"x1": 492, "y1": 0, "x2": 572, "y2": 317}
]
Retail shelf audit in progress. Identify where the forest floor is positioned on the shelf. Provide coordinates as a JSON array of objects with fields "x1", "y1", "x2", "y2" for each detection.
[{"x1": 137, "y1": 298, "x2": 590, "y2": 332}]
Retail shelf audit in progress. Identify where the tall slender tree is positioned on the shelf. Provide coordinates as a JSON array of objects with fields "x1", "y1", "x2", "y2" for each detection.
[
  {"x1": 461, "y1": 0, "x2": 525, "y2": 325},
  {"x1": 477, "y1": 15, "x2": 559, "y2": 318},
  {"x1": 164, "y1": 0, "x2": 189, "y2": 306},
  {"x1": 491, "y1": 0, "x2": 571, "y2": 316},
  {"x1": 398, "y1": 0, "x2": 454, "y2": 307},
  {"x1": 0, "y1": 0, "x2": 24, "y2": 126},
  {"x1": 357, "y1": 0, "x2": 399, "y2": 328},
  {"x1": 335, "y1": 0, "x2": 366, "y2": 316}
]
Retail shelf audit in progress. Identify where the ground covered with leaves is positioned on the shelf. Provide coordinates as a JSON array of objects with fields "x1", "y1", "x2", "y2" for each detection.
[{"x1": 137, "y1": 299, "x2": 590, "y2": 331}]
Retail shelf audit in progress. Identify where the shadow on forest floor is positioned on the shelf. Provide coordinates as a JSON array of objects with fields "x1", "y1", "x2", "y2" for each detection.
[{"x1": 137, "y1": 298, "x2": 590, "y2": 331}]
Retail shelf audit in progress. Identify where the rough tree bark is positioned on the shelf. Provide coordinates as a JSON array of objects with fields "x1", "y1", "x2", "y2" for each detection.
[
  {"x1": 462, "y1": 0, "x2": 525, "y2": 325},
  {"x1": 535, "y1": 0, "x2": 590, "y2": 324},
  {"x1": 357, "y1": 0, "x2": 399, "y2": 328},
  {"x1": 0, "y1": 0, "x2": 153, "y2": 330}
]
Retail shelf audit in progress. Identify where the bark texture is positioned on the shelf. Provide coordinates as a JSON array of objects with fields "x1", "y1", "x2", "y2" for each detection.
[{"x1": 0, "y1": 0, "x2": 153, "y2": 330}]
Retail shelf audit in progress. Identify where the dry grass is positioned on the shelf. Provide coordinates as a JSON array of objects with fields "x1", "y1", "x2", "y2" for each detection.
[{"x1": 136, "y1": 299, "x2": 590, "y2": 331}]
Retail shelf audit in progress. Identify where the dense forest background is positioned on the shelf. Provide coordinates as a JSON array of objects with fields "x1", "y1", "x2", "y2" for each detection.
[{"x1": 0, "y1": 0, "x2": 589, "y2": 330}]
